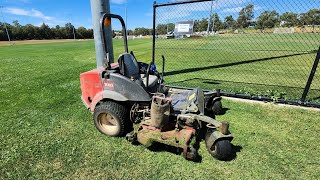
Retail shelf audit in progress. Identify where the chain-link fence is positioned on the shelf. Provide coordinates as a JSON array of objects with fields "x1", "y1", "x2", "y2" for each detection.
[{"x1": 152, "y1": 0, "x2": 320, "y2": 107}]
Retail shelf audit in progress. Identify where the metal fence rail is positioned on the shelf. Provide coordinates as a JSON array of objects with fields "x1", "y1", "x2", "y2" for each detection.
[{"x1": 152, "y1": 0, "x2": 320, "y2": 107}]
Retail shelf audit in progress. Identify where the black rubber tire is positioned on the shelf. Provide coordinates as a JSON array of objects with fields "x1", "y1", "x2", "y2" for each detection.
[
  {"x1": 206, "y1": 139, "x2": 232, "y2": 160},
  {"x1": 93, "y1": 101, "x2": 128, "y2": 137},
  {"x1": 205, "y1": 131, "x2": 232, "y2": 160},
  {"x1": 212, "y1": 100, "x2": 223, "y2": 115}
]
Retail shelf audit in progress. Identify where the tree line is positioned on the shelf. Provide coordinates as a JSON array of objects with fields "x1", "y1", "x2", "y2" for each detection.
[
  {"x1": 0, "y1": 21, "x2": 94, "y2": 41},
  {"x1": 1, "y1": 5, "x2": 319, "y2": 41},
  {"x1": 156, "y1": 6, "x2": 320, "y2": 34}
]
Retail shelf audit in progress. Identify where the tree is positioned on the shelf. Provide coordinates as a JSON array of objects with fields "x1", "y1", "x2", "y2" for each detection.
[
  {"x1": 237, "y1": 4, "x2": 255, "y2": 28},
  {"x1": 301, "y1": 9, "x2": 320, "y2": 32},
  {"x1": 12, "y1": 20, "x2": 23, "y2": 40},
  {"x1": 0, "y1": 21, "x2": 94, "y2": 41},
  {"x1": 39, "y1": 23, "x2": 53, "y2": 39},
  {"x1": 24, "y1": 24, "x2": 36, "y2": 40},
  {"x1": 210, "y1": 13, "x2": 223, "y2": 31},
  {"x1": 156, "y1": 24, "x2": 167, "y2": 35},
  {"x1": 77, "y1": 26, "x2": 88, "y2": 39},
  {"x1": 194, "y1": 18, "x2": 208, "y2": 32},
  {"x1": 280, "y1": 12, "x2": 298, "y2": 27},
  {"x1": 224, "y1": 15, "x2": 235, "y2": 29},
  {"x1": 127, "y1": 29, "x2": 133, "y2": 35},
  {"x1": 64, "y1": 23, "x2": 75, "y2": 39},
  {"x1": 13, "y1": 20, "x2": 21, "y2": 27},
  {"x1": 256, "y1": 10, "x2": 279, "y2": 31},
  {"x1": 0, "y1": 29, "x2": 5, "y2": 41},
  {"x1": 134, "y1": 27, "x2": 151, "y2": 36}
]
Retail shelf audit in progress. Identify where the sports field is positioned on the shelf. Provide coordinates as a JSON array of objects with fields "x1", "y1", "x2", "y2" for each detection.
[
  {"x1": 0, "y1": 38, "x2": 319, "y2": 178},
  {"x1": 155, "y1": 33, "x2": 320, "y2": 102}
]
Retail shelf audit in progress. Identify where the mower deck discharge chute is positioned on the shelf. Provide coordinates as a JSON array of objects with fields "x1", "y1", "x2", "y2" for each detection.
[{"x1": 80, "y1": 14, "x2": 233, "y2": 161}]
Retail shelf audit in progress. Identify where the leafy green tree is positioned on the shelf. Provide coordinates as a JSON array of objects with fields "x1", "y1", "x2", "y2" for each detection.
[
  {"x1": 24, "y1": 24, "x2": 36, "y2": 40},
  {"x1": 127, "y1": 29, "x2": 133, "y2": 35},
  {"x1": 134, "y1": 27, "x2": 151, "y2": 36},
  {"x1": 156, "y1": 24, "x2": 167, "y2": 35},
  {"x1": 194, "y1": 18, "x2": 208, "y2": 32},
  {"x1": 39, "y1": 23, "x2": 53, "y2": 39},
  {"x1": 237, "y1": 4, "x2": 255, "y2": 28},
  {"x1": 256, "y1": 10, "x2": 280, "y2": 30},
  {"x1": 77, "y1": 26, "x2": 88, "y2": 39},
  {"x1": 280, "y1": 12, "x2": 298, "y2": 27},
  {"x1": 210, "y1": 13, "x2": 223, "y2": 31},
  {"x1": 301, "y1": 9, "x2": 320, "y2": 32},
  {"x1": 0, "y1": 28, "x2": 6, "y2": 41},
  {"x1": 224, "y1": 15, "x2": 235, "y2": 29}
]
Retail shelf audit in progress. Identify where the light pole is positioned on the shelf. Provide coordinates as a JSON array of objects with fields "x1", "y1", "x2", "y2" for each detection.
[
  {"x1": 0, "y1": 6, "x2": 12, "y2": 44},
  {"x1": 212, "y1": 13, "x2": 215, "y2": 34},
  {"x1": 211, "y1": 0, "x2": 218, "y2": 34},
  {"x1": 125, "y1": 2, "x2": 128, "y2": 38},
  {"x1": 72, "y1": 26, "x2": 76, "y2": 40},
  {"x1": 67, "y1": 13, "x2": 76, "y2": 40},
  {"x1": 112, "y1": 3, "x2": 128, "y2": 38},
  {"x1": 206, "y1": 0, "x2": 214, "y2": 36},
  {"x1": 90, "y1": 0, "x2": 114, "y2": 67}
]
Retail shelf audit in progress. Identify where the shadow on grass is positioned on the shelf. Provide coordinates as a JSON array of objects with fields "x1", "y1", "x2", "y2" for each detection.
[
  {"x1": 141, "y1": 140, "x2": 242, "y2": 163},
  {"x1": 146, "y1": 142, "x2": 204, "y2": 162},
  {"x1": 219, "y1": 108, "x2": 230, "y2": 116},
  {"x1": 224, "y1": 144, "x2": 243, "y2": 162},
  {"x1": 165, "y1": 51, "x2": 316, "y2": 77},
  {"x1": 169, "y1": 77, "x2": 310, "y2": 91}
]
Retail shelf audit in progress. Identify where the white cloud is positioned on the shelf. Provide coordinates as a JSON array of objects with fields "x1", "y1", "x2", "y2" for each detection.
[
  {"x1": 156, "y1": 0, "x2": 257, "y2": 21},
  {"x1": 3, "y1": 7, "x2": 67, "y2": 26},
  {"x1": 111, "y1": 0, "x2": 126, "y2": 4},
  {"x1": 3, "y1": 7, "x2": 53, "y2": 20},
  {"x1": 222, "y1": 5, "x2": 263, "y2": 13}
]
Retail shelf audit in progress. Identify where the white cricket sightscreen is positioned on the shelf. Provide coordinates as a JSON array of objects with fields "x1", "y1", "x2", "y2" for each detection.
[{"x1": 178, "y1": 24, "x2": 190, "y2": 33}]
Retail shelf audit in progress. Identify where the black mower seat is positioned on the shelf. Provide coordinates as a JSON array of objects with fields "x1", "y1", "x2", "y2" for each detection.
[
  {"x1": 118, "y1": 53, "x2": 140, "y2": 79},
  {"x1": 118, "y1": 53, "x2": 158, "y2": 89},
  {"x1": 141, "y1": 74, "x2": 158, "y2": 88}
]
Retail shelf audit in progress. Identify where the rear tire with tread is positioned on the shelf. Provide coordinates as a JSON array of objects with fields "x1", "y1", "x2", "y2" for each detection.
[{"x1": 94, "y1": 101, "x2": 128, "y2": 137}]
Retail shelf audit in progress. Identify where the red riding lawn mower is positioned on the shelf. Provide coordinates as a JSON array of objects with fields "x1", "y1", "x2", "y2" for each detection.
[{"x1": 80, "y1": 14, "x2": 234, "y2": 161}]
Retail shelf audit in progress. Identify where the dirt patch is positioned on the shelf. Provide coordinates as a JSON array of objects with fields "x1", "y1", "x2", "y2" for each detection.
[{"x1": 0, "y1": 39, "x2": 91, "y2": 46}]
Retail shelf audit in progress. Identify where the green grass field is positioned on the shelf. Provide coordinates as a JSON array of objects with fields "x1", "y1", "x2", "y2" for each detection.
[
  {"x1": 0, "y1": 37, "x2": 319, "y2": 179},
  {"x1": 155, "y1": 33, "x2": 320, "y2": 102}
]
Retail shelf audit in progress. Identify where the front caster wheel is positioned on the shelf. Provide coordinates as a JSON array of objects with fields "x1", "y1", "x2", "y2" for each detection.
[
  {"x1": 205, "y1": 131, "x2": 232, "y2": 160},
  {"x1": 94, "y1": 101, "x2": 128, "y2": 137}
]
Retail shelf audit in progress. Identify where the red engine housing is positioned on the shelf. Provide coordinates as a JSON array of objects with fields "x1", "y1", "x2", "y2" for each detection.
[{"x1": 80, "y1": 68, "x2": 104, "y2": 109}]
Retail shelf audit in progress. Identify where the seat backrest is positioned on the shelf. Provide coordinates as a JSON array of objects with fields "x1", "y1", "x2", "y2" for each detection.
[{"x1": 118, "y1": 53, "x2": 140, "y2": 79}]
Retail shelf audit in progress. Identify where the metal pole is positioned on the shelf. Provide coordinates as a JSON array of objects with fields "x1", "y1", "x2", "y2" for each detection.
[
  {"x1": 211, "y1": 13, "x2": 215, "y2": 34},
  {"x1": 90, "y1": 0, "x2": 114, "y2": 68},
  {"x1": 125, "y1": 2, "x2": 128, "y2": 39},
  {"x1": 206, "y1": 0, "x2": 214, "y2": 36},
  {"x1": 73, "y1": 26, "x2": 76, "y2": 40},
  {"x1": 211, "y1": 0, "x2": 218, "y2": 34},
  {"x1": 152, "y1": 1, "x2": 157, "y2": 64},
  {"x1": 301, "y1": 46, "x2": 320, "y2": 102},
  {"x1": 0, "y1": 6, "x2": 11, "y2": 44}
]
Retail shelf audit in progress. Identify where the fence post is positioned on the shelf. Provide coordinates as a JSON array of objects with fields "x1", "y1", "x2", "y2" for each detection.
[
  {"x1": 301, "y1": 46, "x2": 320, "y2": 102},
  {"x1": 152, "y1": 1, "x2": 157, "y2": 64}
]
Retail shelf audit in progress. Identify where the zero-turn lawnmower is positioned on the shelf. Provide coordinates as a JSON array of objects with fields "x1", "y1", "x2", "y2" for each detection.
[{"x1": 80, "y1": 14, "x2": 233, "y2": 161}]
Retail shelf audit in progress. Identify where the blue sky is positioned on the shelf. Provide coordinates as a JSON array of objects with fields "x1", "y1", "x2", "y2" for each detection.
[
  {"x1": 0, "y1": 0, "x2": 156, "y2": 29},
  {"x1": 0, "y1": 0, "x2": 319, "y2": 29}
]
